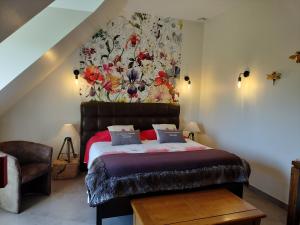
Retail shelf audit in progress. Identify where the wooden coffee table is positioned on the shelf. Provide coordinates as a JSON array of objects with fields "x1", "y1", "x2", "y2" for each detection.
[{"x1": 131, "y1": 189, "x2": 266, "y2": 225}]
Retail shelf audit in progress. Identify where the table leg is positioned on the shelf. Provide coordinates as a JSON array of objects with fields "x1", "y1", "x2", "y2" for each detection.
[{"x1": 287, "y1": 166, "x2": 300, "y2": 225}]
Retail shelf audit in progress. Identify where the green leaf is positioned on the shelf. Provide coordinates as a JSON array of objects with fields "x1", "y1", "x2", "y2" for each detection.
[{"x1": 105, "y1": 41, "x2": 111, "y2": 53}]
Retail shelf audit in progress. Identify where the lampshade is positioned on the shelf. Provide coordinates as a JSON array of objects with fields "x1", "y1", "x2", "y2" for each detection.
[
  {"x1": 184, "y1": 121, "x2": 201, "y2": 133},
  {"x1": 60, "y1": 124, "x2": 78, "y2": 138}
]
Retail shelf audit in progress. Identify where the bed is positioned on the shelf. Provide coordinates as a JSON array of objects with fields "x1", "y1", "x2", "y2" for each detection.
[{"x1": 80, "y1": 101, "x2": 250, "y2": 225}]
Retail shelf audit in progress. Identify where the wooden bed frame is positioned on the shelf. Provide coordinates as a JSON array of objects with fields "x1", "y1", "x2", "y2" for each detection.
[{"x1": 80, "y1": 101, "x2": 244, "y2": 225}]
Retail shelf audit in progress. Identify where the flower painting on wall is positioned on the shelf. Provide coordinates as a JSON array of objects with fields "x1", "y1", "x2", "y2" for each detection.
[{"x1": 78, "y1": 12, "x2": 183, "y2": 103}]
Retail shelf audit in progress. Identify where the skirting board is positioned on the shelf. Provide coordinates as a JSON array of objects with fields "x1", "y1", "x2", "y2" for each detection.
[{"x1": 247, "y1": 184, "x2": 288, "y2": 210}]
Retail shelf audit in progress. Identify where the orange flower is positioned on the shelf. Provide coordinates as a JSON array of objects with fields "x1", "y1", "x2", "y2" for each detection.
[
  {"x1": 102, "y1": 74, "x2": 120, "y2": 93},
  {"x1": 83, "y1": 66, "x2": 104, "y2": 85}
]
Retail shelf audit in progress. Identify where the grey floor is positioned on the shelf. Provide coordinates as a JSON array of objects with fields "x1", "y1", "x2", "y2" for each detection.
[{"x1": 0, "y1": 174, "x2": 286, "y2": 225}]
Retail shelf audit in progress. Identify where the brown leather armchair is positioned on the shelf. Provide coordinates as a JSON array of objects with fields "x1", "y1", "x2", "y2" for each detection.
[{"x1": 0, "y1": 141, "x2": 52, "y2": 213}]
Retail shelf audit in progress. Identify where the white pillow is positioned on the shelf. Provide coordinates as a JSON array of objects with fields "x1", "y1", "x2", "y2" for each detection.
[
  {"x1": 107, "y1": 125, "x2": 134, "y2": 132},
  {"x1": 152, "y1": 124, "x2": 177, "y2": 141}
]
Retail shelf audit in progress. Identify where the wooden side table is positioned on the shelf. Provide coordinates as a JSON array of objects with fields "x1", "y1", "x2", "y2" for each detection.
[
  {"x1": 52, "y1": 157, "x2": 79, "y2": 180},
  {"x1": 0, "y1": 155, "x2": 7, "y2": 188},
  {"x1": 287, "y1": 160, "x2": 300, "y2": 225}
]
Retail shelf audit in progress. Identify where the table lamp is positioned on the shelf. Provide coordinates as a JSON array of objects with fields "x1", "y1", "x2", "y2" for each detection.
[
  {"x1": 57, "y1": 124, "x2": 78, "y2": 163},
  {"x1": 184, "y1": 121, "x2": 201, "y2": 141}
]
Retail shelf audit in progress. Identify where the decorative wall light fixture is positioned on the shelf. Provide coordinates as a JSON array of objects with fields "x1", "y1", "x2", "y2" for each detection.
[
  {"x1": 267, "y1": 71, "x2": 281, "y2": 85},
  {"x1": 289, "y1": 51, "x2": 300, "y2": 63},
  {"x1": 73, "y1": 69, "x2": 80, "y2": 85},
  {"x1": 237, "y1": 70, "x2": 250, "y2": 88},
  {"x1": 184, "y1": 75, "x2": 191, "y2": 85}
]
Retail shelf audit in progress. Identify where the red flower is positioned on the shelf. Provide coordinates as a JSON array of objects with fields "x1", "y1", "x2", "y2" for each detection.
[
  {"x1": 130, "y1": 34, "x2": 139, "y2": 46},
  {"x1": 137, "y1": 51, "x2": 153, "y2": 62},
  {"x1": 154, "y1": 71, "x2": 175, "y2": 91},
  {"x1": 82, "y1": 48, "x2": 96, "y2": 59},
  {"x1": 125, "y1": 34, "x2": 140, "y2": 48},
  {"x1": 154, "y1": 77, "x2": 164, "y2": 86},
  {"x1": 83, "y1": 66, "x2": 104, "y2": 85},
  {"x1": 155, "y1": 71, "x2": 168, "y2": 86},
  {"x1": 158, "y1": 71, "x2": 167, "y2": 78}
]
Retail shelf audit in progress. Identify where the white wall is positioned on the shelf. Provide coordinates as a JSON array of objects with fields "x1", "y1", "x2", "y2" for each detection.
[
  {"x1": 0, "y1": 20, "x2": 204, "y2": 159},
  {"x1": 179, "y1": 21, "x2": 204, "y2": 128},
  {"x1": 199, "y1": 0, "x2": 300, "y2": 203}
]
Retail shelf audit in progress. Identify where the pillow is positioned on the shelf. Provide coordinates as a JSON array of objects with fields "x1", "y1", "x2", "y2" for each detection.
[
  {"x1": 140, "y1": 129, "x2": 157, "y2": 140},
  {"x1": 94, "y1": 130, "x2": 111, "y2": 141},
  {"x1": 107, "y1": 125, "x2": 134, "y2": 132},
  {"x1": 152, "y1": 124, "x2": 177, "y2": 140},
  {"x1": 157, "y1": 130, "x2": 186, "y2": 143},
  {"x1": 110, "y1": 131, "x2": 142, "y2": 146}
]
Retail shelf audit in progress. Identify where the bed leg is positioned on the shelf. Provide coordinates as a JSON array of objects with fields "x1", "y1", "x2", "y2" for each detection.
[{"x1": 96, "y1": 207, "x2": 102, "y2": 225}]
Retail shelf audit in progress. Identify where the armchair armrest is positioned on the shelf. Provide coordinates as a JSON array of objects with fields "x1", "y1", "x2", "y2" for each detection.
[
  {"x1": 20, "y1": 142, "x2": 53, "y2": 165},
  {"x1": 0, "y1": 151, "x2": 21, "y2": 213},
  {"x1": 0, "y1": 141, "x2": 53, "y2": 165}
]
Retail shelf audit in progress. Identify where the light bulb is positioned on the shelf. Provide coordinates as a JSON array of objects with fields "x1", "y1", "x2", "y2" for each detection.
[
  {"x1": 237, "y1": 76, "x2": 242, "y2": 88},
  {"x1": 75, "y1": 78, "x2": 79, "y2": 86}
]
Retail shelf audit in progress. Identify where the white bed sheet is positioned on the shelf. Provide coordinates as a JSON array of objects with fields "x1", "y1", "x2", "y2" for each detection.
[{"x1": 88, "y1": 139, "x2": 211, "y2": 169}]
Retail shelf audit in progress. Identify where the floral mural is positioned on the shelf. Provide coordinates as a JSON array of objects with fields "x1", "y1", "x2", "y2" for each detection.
[{"x1": 78, "y1": 12, "x2": 183, "y2": 103}]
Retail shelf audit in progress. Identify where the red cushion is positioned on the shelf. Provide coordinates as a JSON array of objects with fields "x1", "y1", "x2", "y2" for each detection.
[
  {"x1": 140, "y1": 129, "x2": 157, "y2": 140},
  {"x1": 0, "y1": 156, "x2": 7, "y2": 188},
  {"x1": 84, "y1": 131, "x2": 111, "y2": 164},
  {"x1": 94, "y1": 130, "x2": 111, "y2": 141}
]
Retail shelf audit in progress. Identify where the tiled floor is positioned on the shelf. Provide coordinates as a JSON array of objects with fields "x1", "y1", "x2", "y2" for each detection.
[{"x1": 0, "y1": 174, "x2": 286, "y2": 225}]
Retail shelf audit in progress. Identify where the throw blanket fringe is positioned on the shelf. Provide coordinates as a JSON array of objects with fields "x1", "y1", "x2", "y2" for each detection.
[{"x1": 85, "y1": 159, "x2": 250, "y2": 207}]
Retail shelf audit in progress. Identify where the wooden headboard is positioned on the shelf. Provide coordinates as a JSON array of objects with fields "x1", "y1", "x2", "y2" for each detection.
[{"x1": 80, "y1": 101, "x2": 180, "y2": 170}]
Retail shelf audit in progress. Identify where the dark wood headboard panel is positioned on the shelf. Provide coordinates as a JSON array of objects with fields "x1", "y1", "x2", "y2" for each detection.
[{"x1": 80, "y1": 101, "x2": 180, "y2": 170}]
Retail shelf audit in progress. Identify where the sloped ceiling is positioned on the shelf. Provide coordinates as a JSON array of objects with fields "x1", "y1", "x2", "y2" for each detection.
[
  {"x1": 0, "y1": 0, "x2": 54, "y2": 43},
  {"x1": 0, "y1": 0, "x2": 128, "y2": 116}
]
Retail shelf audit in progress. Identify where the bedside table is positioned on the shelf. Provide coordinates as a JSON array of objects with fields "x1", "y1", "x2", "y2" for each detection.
[
  {"x1": 52, "y1": 157, "x2": 79, "y2": 180},
  {"x1": 287, "y1": 160, "x2": 300, "y2": 225}
]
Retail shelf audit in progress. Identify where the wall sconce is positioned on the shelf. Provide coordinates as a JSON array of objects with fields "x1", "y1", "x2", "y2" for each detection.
[
  {"x1": 73, "y1": 69, "x2": 79, "y2": 79},
  {"x1": 289, "y1": 51, "x2": 300, "y2": 63},
  {"x1": 184, "y1": 75, "x2": 191, "y2": 85},
  {"x1": 73, "y1": 69, "x2": 80, "y2": 85},
  {"x1": 267, "y1": 71, "x2": 281, "y2": 85},
  {"x1": 237, "y1": 70, "x2": 250, "y2": 88}
]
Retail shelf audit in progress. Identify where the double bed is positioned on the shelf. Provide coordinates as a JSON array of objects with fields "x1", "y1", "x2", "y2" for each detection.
[{"x1": 80, "y1": 102, "x2": 250, "y2": 225}]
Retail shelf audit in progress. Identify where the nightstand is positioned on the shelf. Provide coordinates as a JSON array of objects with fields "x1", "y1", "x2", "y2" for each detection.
[
  {"x1": 52, "y1": 157, "x2": 79, "y2": 180},
  {"x1": 287, "y1": 160, "x2": 300, "y2": 225}
]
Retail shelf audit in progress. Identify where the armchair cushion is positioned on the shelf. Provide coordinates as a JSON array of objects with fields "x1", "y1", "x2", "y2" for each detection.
[{"x1": 21, "y1": 163, "x2": 49, "y2": 184}]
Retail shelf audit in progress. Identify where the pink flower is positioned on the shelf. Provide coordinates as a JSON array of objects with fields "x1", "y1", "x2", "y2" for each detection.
[{"x1": 103, "y1": 63, "x2": 113, "y2": 74}]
